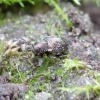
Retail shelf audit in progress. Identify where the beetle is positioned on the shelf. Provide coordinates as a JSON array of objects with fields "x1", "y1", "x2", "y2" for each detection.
[{"x1": 31, "y1": 36, "x2": 69, "y2": 56}]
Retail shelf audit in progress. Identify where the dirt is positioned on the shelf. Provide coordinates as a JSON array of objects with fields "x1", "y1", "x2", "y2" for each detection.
[
  {"x1": 0, "y1": 1, "x2": 100, "y2": 100},
  {"x1": 0, "y1": 73, "x2": 28, "y2": 100}
]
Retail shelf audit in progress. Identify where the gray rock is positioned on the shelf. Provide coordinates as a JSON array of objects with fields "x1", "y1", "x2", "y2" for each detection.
[{"x1": 34, "y1": 92, "x2": 53, "y2": 100}]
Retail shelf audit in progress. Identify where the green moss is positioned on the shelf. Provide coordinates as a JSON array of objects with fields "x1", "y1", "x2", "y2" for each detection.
[{"x1": 63, "y1": 58, "x2": 84, "y2": 71}]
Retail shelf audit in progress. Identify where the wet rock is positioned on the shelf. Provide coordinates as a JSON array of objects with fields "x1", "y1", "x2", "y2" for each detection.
[
  {"x1": 34, "y1": 92, "x2": 53, "y2": 100},
  {"x1": 0, "y1": 2, "x2": 100, "y2": 100},
  {"x1": 64, "y1": 4, "x2": 93, "y2": 36},
  {"x1": 90, "y1": 34, "x2": 100, "y2": 48},
  {"x1": 67, "y1": 33, "x2": 100, "y2": 71},
  {"x1": 0, "y1": 73, "x2": 11, "y2": 84},
  {"x1": 0, "y1": 73, "x2": 28, "y2": 100},
  {"x1": 0, "y1": 83, "x2": 28, "y2": 100}
]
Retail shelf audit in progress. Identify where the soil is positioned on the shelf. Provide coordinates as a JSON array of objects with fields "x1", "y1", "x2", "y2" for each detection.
[
  {"x1": 0, "y1": 1, "x2": 100, "y2": 100},
  {"x1": 0, "y1": 73, "x2": 28, "y2": 100}
]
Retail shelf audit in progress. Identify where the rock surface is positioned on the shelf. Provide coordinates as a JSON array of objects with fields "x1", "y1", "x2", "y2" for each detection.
[{"x1": 0, "y1": 2, "x2": 100, "y2": 100}]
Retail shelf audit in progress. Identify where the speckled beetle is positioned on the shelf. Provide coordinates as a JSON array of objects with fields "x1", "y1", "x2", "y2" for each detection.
[{"x1": 31, "y1": 36, "x2": 68, "y2": 56}]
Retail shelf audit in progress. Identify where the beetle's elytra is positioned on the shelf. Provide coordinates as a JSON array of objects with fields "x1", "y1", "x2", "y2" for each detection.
[{"x1": 32, "y1": 36, "x2": 68, "y2": 56}]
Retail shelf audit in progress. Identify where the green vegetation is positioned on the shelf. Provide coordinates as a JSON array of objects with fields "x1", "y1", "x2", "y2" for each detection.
[
  {"x1": 0, "y1": 40, "x2": 100, "y2": 99},
  {"x1": 93, "y1": 0, "x2": 100, "y2": 6},
  {"x1": 59, "y1": 77, "x2": 100, "y2": 99},
  {"x1": 0, "y1": 0, "x2": 81, "y2": 6},
  {"x1": 0, "y1": 0, "x2": 34, "y2": 7},
  {"x1": 0, "y1": 0, "x2": 81, "y2": 28},
  {"x1": 73, "y1": 0, "x2": 81, "y2": 5},
  {"x1": 58, "y1": 61, "x2": 100, "y2": 99},
  {"x1": 59, "y1": 84, "x2": 99, "y2": 100},
  {"x1": 0, "y1": 41, "x2": 5, "y2": 63},
  {"x1": 45, "y1": 0, "x2": 73, "y2": 29},
  {"x1": 0, "y1": 0, "x2": 100, "y2": 99},
  {"x1": 0, "y1": 0, "x2": 99, "y2": 27},
  {"x1": 63, "y1": 58, "x2": 84, "y2": 71}
]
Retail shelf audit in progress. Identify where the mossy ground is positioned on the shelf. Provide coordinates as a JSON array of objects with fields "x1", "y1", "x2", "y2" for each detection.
[{"x1": 0, "y1": 1, "x2": 100, "y2": 100}]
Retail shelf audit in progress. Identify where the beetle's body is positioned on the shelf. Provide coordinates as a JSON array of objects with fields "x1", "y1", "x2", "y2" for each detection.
[{"x1": 32, "y1": 36, "x2": 68, "y2": 56}]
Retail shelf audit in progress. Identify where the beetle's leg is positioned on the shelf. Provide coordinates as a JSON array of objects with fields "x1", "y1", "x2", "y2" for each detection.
[
  {"x1": 43, "y1": 36, "x2": 53, "y2": 41},
  {"x1": 20, "y1": 38, "x2": 28, "y2": 44},
  {"x1": 61, "y1": 37, "x2": 69, "y2": 46},
  {"x1": 31, "y1": 44, "x2": 35, "y2": 52},
  {"x1": 30, "y1": 42, "x2": 38, "y2": 51}
]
